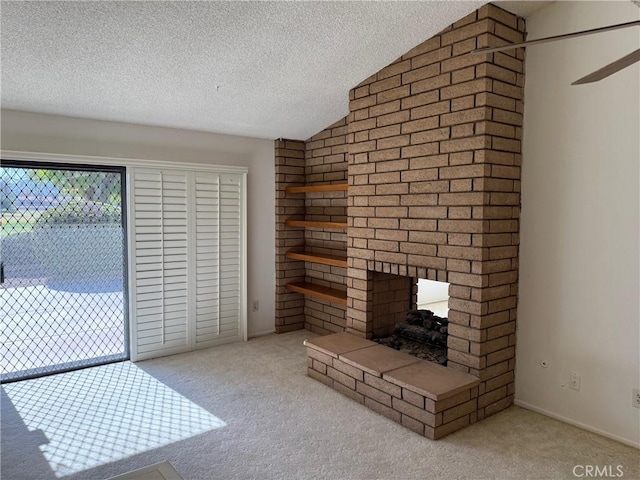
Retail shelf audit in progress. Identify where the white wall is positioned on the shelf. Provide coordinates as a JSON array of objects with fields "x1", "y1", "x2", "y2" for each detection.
[
  {"x1": 517, "y1": 1, "x2": 640, "y2": 447},
  {"x1": 1, "y1": 109, "x2": 276, "y2": 338},
  {"x1": 417, "y1": 279, "x2": 449, "y2": 306}
]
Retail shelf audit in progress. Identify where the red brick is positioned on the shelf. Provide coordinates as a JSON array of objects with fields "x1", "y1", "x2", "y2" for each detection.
[
  {"x1": 327, "y1": 366, "x2": 356, "y2": 389},
  {"x1": 370, "y1": 75, "x2": 402, "y2": 94},
  {"x1": 334, "y1": 381, "x2": 365, "y2": 404},
  {"x1": 332, "y1": 358, "x2": 364, "y2": 382},
  {"x1": 308, "y1": 368, "x2": 333, "y2": 387},
  {"x1": 365, "y1": 397, "x2": 402, "y2": 422},
  {"x1": 392, "y1": 397, "x2": 438, "y2": 427},
  {"x1": 357, "y1": 381, "x2": 393, "y2": 407}
]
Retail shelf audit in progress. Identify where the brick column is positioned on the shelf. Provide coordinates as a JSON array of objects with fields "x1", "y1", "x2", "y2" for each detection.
[
  {"x1": 345, "y1": 4, "x2": 525, "y2": 419},
  {"x1": 275, "y1": 139, "x2": 306, "y2": 333}
]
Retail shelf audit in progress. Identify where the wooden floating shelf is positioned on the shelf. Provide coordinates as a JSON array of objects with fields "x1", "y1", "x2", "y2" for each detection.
[
  {"x1": 285, "y1": 251, "x2": 347, "y2": 268},
  {"x1": 285, "y1": 220, "x2": 347, "y2": 230},
  {"x1": 285, "y1": 281, "x2": 347, "y2": 306},
  {"x1": 285, "y1": 183, "x2": 348, "y2": 193}
]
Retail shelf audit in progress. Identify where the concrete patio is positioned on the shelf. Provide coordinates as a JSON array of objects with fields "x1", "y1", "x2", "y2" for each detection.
[{"x1": 0, "y1": 284, "x2": 126, "y2": 380}]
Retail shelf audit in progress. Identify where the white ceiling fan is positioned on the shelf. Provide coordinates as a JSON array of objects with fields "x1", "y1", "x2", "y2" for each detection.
[{"x1": 473, "y1": 19, "x2": 640, "y2": 85}]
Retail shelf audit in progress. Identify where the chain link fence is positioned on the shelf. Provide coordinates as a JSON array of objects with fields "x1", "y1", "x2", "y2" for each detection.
[{"x1": 1, "y1": 164, "x2": 128, "y2": 382}]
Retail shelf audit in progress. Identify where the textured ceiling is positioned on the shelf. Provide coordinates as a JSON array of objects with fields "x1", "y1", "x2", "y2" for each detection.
[{"x1": 0, "y1": 1, "x2": 547, "y2": 140}]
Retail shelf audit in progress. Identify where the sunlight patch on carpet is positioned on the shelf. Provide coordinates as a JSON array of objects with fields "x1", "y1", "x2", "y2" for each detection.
[{"x1": 3, "y1": 362, "x2": 225, "y2": 477}]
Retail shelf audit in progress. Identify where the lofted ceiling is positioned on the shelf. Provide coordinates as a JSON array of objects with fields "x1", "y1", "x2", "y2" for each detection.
[{"x1": 0, "y1": 1, "x2": 549, "y2": 140}]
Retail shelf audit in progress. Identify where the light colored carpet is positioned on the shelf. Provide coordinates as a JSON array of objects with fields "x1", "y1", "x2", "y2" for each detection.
[
  {"x1": 1, "y1": 330, "x2": 638, "y2": 480},
  {"x1": 108, "y1": 460, "x2": 182, "y2": 480}
]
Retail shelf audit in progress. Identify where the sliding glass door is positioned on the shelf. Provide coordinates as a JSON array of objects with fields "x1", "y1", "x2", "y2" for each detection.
[{"x1": 0, "y1": 160, "x2": 128, "y2": 382}]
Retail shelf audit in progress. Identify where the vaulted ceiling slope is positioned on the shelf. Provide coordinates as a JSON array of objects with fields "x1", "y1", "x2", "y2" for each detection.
[{"x1": 0, "y1": 1, "x2": 547, "y2": 140}]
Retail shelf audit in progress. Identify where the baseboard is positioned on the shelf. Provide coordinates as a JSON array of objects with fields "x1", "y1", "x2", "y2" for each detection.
[
  {"x1": 248, "y1": 329, "x2": 276, "y2": 339},
  {"x1": 514, "y1": 399, "x2": 640, "y2": 449}
]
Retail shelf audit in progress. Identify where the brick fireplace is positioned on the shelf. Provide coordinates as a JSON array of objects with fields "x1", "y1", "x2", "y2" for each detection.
[{"x1": 276, "y1": 3, "x2": 524, "y2": 438}]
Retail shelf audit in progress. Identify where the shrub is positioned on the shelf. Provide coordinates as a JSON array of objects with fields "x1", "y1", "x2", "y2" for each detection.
[{"x1": 36, "y1": 201, "x2": 121, "y2": 225}]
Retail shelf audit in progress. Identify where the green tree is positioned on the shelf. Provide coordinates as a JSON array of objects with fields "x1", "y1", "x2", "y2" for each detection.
[{"x1": 29, "y1": 169, "x2": 121, "y2": 205}]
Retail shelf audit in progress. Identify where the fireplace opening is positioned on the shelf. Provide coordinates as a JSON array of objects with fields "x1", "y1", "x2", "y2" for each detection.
[
  {"x1": 371, "y1": 272, "x2": 449, "y2": 366},
  {"x1": 417, "y1": 279, "x2": 449, "y2": 318}
]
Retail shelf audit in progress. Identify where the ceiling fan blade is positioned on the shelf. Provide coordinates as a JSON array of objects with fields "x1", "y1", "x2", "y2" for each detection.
[
  {"x1": 571, "y1": 48, "x2": 640, "y2": 85},
  {"x1": 472, "y1": 20, "x2": 640, "y2": 54}
]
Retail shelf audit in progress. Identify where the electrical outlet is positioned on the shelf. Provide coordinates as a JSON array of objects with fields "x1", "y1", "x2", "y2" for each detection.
[
  {"x1": 569, "y1": 372, "x2": 581, "y2": 391},
  {"x1": 633, "y1": 388, "x2": 640, "y2": 409},
  {"x1": 252, "y1": 300, "x2": 259, "y2": 312}
]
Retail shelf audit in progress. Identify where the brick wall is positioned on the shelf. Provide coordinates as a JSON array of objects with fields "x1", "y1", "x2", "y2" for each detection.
[
  {"x1": 344, "y1": 3, "x2": 524, "y2": 421},
  {"x1": 275, "y1": 120, "x2": 349, "y2": 334},
  {"x1": 275, "y1": 139, "x2": 306, "y2": 333},
  {"x1": 303, "y1": 118, "x2": 349, "y2": 334}
]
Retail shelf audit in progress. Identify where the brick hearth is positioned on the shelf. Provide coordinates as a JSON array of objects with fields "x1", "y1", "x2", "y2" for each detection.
[{"x1": 305, "y1": 333, "x2": 480, "y2": 439}]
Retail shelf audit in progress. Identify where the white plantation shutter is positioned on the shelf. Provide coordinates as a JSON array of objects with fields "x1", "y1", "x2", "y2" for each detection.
[
  {"x1": 191, "y1": 172, "x2": 243, "y2": 348},
  {"x1": 131, "y1": 168, "x2": 189, "y2": 360},
  {"x1": 192, "y1": 173, "x2": 221, "y2": 347},
  {"x1": 218, "y1": 174, "x2": 242, "y2": 342},
  {"x1": 130, "y1": 167, "x2": 246, "y2": 361}
]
